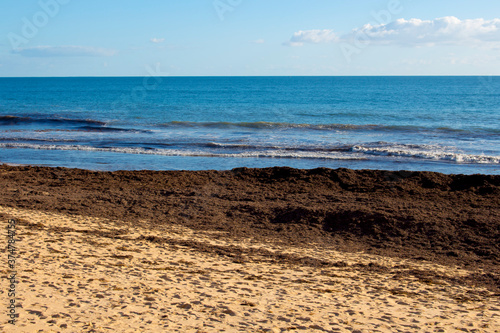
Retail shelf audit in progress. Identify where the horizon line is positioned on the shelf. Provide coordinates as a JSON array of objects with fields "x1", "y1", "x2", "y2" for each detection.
[{"x1": 1, "y1": 75, "x2": 499, "y2": 78}]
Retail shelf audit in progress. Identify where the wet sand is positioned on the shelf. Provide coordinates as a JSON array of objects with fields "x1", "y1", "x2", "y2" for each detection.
[{"x1": 0, "y1": 165, "x2": 499, "y2": 332}]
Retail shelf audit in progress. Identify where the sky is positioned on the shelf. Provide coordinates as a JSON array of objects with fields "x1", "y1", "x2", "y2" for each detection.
[{"x1": 1, "y1": 0, "x2": 500, "y2": 77}]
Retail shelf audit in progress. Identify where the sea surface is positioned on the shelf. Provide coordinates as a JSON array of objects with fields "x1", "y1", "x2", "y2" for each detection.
[{"x1": 0, "y1": 76, "x2": 499, "y2": 174}]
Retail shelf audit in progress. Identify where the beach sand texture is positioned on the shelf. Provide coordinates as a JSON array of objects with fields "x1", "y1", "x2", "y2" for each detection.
[
  {"x1": 0, "y1": 165, "x2": 499, "y2": 332},
  {"x1": 1, "y1": 206, "x2": 499, "y2": 332}
]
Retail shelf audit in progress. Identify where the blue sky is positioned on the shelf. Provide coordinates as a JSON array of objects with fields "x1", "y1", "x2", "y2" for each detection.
[{"x1": 1, "y1": 0, "x2": 500, "y2": 76}]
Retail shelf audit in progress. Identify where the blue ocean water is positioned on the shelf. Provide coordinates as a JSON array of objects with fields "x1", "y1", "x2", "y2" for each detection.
[{"x1": 0, "y1": 76, "x2": 499, "y2": 174}]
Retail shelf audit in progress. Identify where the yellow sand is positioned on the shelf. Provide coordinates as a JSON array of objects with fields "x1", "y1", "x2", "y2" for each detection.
[{"x1": 0, "y1": 205, "x2": 498, "y2": 332}]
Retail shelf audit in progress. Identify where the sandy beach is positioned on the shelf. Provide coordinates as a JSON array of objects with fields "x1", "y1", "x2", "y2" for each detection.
[{"x1": 1, "y1": 165, "x2": 499, "y2": 332}]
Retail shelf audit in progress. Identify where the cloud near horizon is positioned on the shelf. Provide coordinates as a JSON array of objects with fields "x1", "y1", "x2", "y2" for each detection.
[
  {"x1": 12, "y1": 46, "x2": 117, "y2": 57},
  {"x1": 284, "y1": 29, "x2": 337, "y2": 46},
  {"x1": 286, "y1": 17, "x2": 500, "y2": 47},
  {"x1": 150, "y1": 38, "x2": 165, "y2": 43}
]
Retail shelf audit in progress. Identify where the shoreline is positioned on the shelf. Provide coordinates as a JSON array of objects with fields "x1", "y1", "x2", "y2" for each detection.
[{"x1": 2, "y1": 161, "x2": 500, "y2": 174}]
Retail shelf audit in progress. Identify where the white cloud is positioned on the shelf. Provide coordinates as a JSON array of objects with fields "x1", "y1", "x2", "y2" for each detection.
[
  {"x1": 284, "y1": 29, "x2": 337, "y2": 46},
  {"x1": 150, "y1": 38, "x2": 165, "y2": 44},
  {"x1": 349, "y1": 17, "x2": 500, "y2": 46},
  {"x1": 253, "y1": 39, "x2": 265, "y2": 44},
  {"x1": 12, "y1": 46, "x2": 116, "y2": 57},
  {"x1": 286, "y1": 17, "x2": 500, "y2": 47}
]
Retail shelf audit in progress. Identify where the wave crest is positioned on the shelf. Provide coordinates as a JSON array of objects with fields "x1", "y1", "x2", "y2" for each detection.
[{"x1": 352, "y1": 145, "x2": 500, "y2": 164}]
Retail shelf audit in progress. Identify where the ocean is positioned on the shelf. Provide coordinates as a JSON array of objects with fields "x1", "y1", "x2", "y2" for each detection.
[{"x1": 0, "y1": 76, "x2": 499, "y2": 174}]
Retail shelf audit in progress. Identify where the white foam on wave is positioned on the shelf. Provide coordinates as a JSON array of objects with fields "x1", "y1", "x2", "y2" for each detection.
[
  {"x1": 352, "y1": 145, "x2": 500, "y2": 164},
  {"x1": 0, "y1": 143, "x2": 364, "y2": 160},
  {"x1": 3, "y1": 142, "x2": 499, "y2": 164}
]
